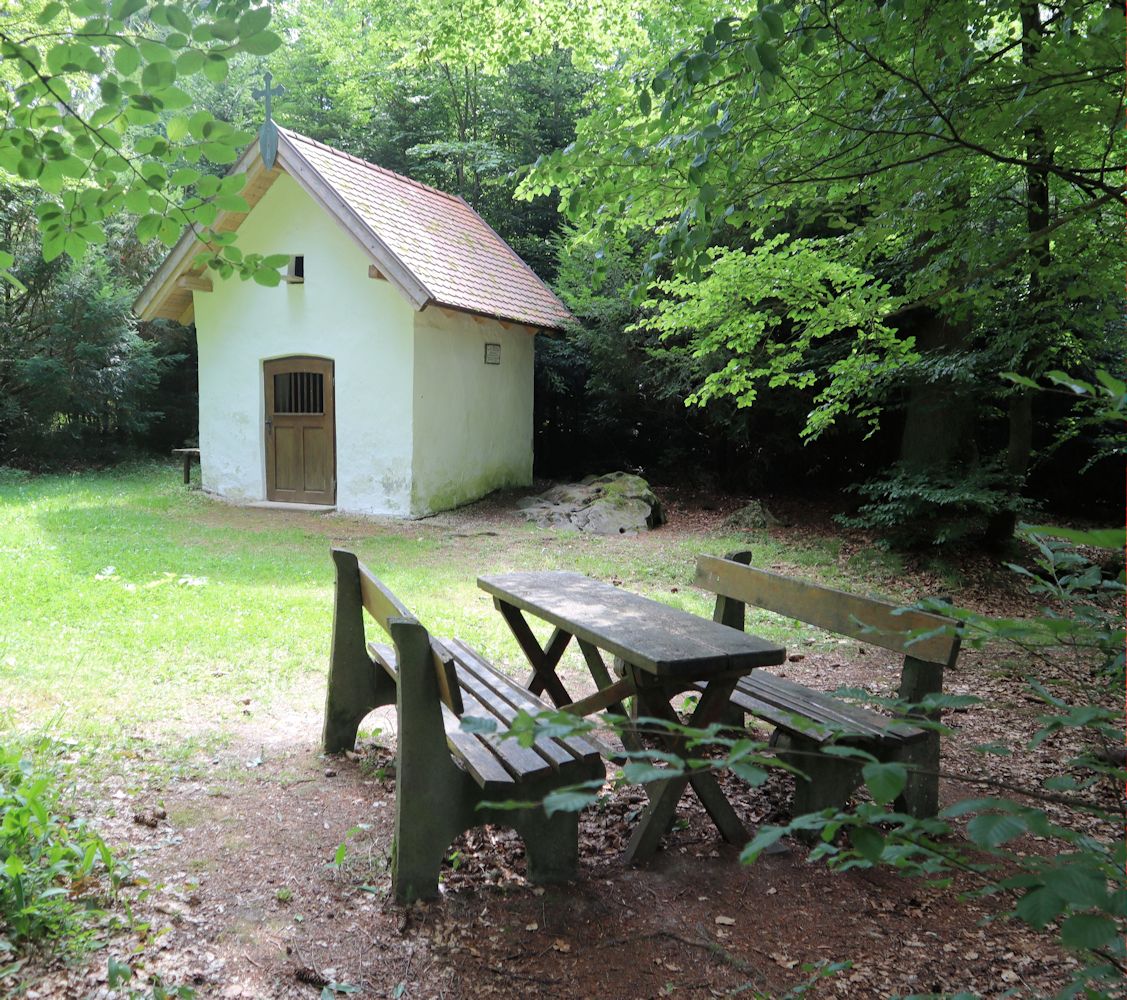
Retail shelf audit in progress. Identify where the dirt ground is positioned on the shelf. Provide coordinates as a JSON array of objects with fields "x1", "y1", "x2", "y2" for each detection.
[{"x1": 15, "y1": 490, "x2": 1109, "y2": 999}]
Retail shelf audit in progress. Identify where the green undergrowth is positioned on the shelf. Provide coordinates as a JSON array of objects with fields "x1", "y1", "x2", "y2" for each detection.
[{"x1": 0, "y1": 735, "x2": 121, "y2": 957}]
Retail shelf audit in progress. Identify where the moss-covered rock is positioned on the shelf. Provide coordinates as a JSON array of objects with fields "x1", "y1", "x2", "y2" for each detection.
[
  {"x1": 519, "y1": 472, "x2": 666, "y2": 534},
  {"x1": 722, "y1": 500, "x2": 781, "y2": 531}
]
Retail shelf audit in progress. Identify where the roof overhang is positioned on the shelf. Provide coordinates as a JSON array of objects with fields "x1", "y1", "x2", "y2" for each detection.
[{"x1": 133, "y1": 132, "x2": 434, "y2": 324}]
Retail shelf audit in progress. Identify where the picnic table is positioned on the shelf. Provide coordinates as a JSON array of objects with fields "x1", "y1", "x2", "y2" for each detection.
[{"x1": 477, "y1": 571, "x2": 786, "y2": 863}]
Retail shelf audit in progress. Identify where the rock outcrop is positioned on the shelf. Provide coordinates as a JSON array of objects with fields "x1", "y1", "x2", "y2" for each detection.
[
  {"x1": 519, "y1": 473, "x2": 666, "y2": 535},
  {"x1": 722, "y1": 500, "x2": 782, "y2": 531}
]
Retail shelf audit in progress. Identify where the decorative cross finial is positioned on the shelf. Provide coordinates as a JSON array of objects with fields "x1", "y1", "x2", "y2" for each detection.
[{"x1": 253, "y1": 71, "x2": 286, "y2": 169}]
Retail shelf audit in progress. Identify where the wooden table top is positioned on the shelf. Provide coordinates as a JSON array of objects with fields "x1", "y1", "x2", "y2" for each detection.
[{"x1": 478, "y1": 571, "x2": 786, "y2": 679}]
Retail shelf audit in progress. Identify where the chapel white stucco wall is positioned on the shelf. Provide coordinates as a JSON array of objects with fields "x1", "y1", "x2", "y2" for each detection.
[
  {"x1": 193, "y1": 172, "x2": 417, "y2": 515},
  {"x1": 410, "y1": 309, "x2": 534, "y2": 515}
]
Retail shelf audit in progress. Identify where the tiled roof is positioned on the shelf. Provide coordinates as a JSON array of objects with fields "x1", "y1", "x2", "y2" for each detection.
[{"x1": 280, "y1": 129, "x2": 572, "y2": 330}]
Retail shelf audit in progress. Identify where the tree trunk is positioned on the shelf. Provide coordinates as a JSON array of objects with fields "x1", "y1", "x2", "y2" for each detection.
[
  {"x1": 986, "y1": 2, "x2": 1050, "y2": 543},
  {"x1": 898, "y1": 309, "x2": 976, "y2": 473}
]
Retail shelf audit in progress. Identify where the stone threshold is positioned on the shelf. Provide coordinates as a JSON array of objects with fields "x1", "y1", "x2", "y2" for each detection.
[{"x1": 244, "y1": 500, "x2": 337, "y2": 512}]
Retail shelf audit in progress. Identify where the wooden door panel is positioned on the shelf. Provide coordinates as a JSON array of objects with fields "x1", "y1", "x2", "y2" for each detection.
[
  {"x1": 264, "y1": 356, "x2": 335, "y2": 504},
  {"x1": 273, "y1": 427, "x2": 302, "y2": 492},
  {"x1": 303, "y1": 427, "x2": 330, "y2": 492}
]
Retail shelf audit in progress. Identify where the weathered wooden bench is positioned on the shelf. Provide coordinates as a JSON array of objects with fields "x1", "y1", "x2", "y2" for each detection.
[
  {"x1": 322, "y1": 549, "x2": 605, "y2": 903},
  {"x1": 694, "y1": 552, "x2": 961, "y2": 819}
]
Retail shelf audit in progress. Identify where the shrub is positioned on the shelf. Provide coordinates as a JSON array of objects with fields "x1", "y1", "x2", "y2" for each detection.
[{"x1": 838, "y1": 461, "x2": 1027, "y2": 547}]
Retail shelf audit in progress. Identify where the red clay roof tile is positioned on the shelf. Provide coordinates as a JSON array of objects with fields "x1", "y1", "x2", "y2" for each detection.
[{"x1": 280, "y1": 128, "x2": 572, "y2": 330}]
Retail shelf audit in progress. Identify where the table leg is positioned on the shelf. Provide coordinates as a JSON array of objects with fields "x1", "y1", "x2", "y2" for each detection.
[
  {"x1": 575, "y1": 639, "x2": 627, "y2": 717},
  {"x1": 494, "y1": 600, "x2": 573, "y2": 707},
  {"x1": 681, "y1": 678, "x2": 747, "y2": 843},
  {"x1": 624, "y1": 774, "x2": 692, "y2": 863},
  {"x1": 623, "y1": 675, "x2": 747, "y2": 864},
  {"x1": 575, "y1": 639, "x2": 643, "y2": 753},
  {"x1": 183, "y1": 453, "x2": 191, "y2": 485}
]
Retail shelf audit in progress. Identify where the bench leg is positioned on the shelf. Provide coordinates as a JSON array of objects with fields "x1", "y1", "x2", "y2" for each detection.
[
  {"x1": 323, "y1": 550, "x2": 396, "y2": 753},
  {"x1": 775, "y1": 732, "x2": 862, "y2": 831},
  {"x1": 394, "y1": 783, "x2": 478, "y2": 904},
  {"x1": 894, "y1": 734, "x2": 940, "y2": 818},
  {"x1": 391, "y1": 618, "x2": 479, "y2": 902},
  {"x1": 390, "y1": 618, "x2": 589, "y2": 901},
  {"x1": 897, "y1": 656, "x2": 944, "y2": 818},
  {"x1": 498, "y1": 807, "x2": 580, "y2": 885}
]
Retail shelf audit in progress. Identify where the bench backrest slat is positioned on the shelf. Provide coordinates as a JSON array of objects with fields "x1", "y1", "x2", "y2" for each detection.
[
  {"x1": 338, "y1": 548, "x2": 464, "y2": 715},
  {"x1": 356, "y1": 561, "x2": 414, "y2": 634},
  {"x1": 695, "y1": 555, "x2": 960, "y2": 667}
]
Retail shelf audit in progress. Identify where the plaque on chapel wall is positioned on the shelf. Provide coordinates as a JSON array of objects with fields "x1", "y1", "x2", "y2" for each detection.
[{"x1": 484, "y1": 343, "x2": 501, "y2": 365}]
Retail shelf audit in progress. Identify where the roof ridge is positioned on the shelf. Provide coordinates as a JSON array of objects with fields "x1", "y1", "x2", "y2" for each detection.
[{"x1": 277, "y1": 127, "x2": 464, "y2": 205}]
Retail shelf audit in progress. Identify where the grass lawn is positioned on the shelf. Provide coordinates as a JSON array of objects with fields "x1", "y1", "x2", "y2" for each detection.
[{"x1": 0, "y1": 462, "x2": 882, "y2": 748}]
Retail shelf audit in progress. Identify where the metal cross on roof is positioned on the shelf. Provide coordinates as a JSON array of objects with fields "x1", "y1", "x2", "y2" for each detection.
[{"x1": 253, "y1": 71, "x2": 286, "y2": 169}]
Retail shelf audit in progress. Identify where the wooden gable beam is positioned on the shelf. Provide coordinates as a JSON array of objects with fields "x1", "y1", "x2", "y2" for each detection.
[{"x1": 177, "y1": 274, "x2": 213, "y2": 292}]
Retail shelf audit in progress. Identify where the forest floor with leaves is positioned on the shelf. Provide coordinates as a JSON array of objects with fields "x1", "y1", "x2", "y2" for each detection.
[{"x1": 3, "y1": 471, "x2": 1114, "y2": 999}]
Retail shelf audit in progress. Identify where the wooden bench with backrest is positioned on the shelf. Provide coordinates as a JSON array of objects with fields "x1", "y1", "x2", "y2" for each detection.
[
  {"x1": 694, "y1": 552, "x2": 961, "y2": 819},
  {"x1": 322, "y1": 549, "x2": 605, "y2": 903}
]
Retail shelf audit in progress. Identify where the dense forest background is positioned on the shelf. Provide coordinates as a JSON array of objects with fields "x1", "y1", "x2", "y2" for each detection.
[{"x1": 1, "y1": 0, "x2": 1122, "y2": 545}]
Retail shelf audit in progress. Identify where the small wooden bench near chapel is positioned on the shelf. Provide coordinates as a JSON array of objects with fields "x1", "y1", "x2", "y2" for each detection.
[
  {"x1": 323, "y1": 549, "x2": 604, "y2": 903},
  {"x1": 695, "y1": 552, "x2": 961, "y2": 818}
]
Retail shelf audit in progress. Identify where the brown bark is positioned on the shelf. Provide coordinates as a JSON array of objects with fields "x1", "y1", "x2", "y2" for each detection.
[
  {"x1": 898, "y1": 308, "x2": 976, "y2": 473},
  {"x1": 986, "y1": 2, "x2": 1050, "y2": 543}
]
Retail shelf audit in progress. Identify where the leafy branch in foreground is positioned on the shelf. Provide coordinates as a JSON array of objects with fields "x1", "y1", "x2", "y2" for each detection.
[
  {"x1": 754, "y1": 525, "x2": 1124, "y2": 998},
  {"x1": 0, "y1": 0, "x2": 285, "y2": 286}
]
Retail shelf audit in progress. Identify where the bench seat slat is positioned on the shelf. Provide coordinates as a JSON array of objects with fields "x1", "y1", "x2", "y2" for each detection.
[
  {"x1": 370, "y1": 641, "x2": 397, "y2": 678},
  {"x1": 744, "y1": 673, "x2": 924, "y2": 743},
  {"x1": 455, "y1": 664, "x2": 575, "y2": 774},
  {"x1": 698, "y1": 671, "x2": 924, "y2": 746},
  {"x1": 446, "y1": 639, "x2": 604, "y2": 765},
  {"x1": 440, "y1": 706, "x2": 517, "y2": 789},
  {"x1": 457, "y1": 682, "x2": 559, "y2": 782},
  {"x1": 368, "y1": 640, "x2": 601, "y2": 787}
]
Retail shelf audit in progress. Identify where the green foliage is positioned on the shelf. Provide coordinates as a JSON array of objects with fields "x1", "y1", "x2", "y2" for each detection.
[
  {"x1": 107, "y1": 957, "x2": 196, "y2": 999},
  {"x1": 542, "y1": 231, "x2": 829, "y2": 485},
  {"x1": 0, "y1": 189, "x2": 175, "y2": 464},
  {"x1": 742, "y1": 525, "x2": 1127, "y2": 998},
  {"x1": 0, "y1": 741, "x2": 119, "y2": 949},
  {"x1": 839, "y1": 462, "x2": 1027, "y2": 547},
  {"x1": 641, "y1": 237, "x2": 914, "y2": 440},
  {"x1": 0, "y1": 0, "x2": 283, "y2": 283},
  {"x1": 522, "y1": 0, "x2": 1124, "y2": 528}
]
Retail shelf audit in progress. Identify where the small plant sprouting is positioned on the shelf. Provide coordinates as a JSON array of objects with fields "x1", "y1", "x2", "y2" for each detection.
[
  {"x1": 0, "y1": 742, "x2": 120, "y2": 949},
  {"x1": 327, "y1": 824, "x2": 371, "y2": 874}
]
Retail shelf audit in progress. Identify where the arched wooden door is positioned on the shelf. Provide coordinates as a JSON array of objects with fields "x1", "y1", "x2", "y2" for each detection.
[{"x1": 264, "y1": 356, "x2": 336, "y2": 504}]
